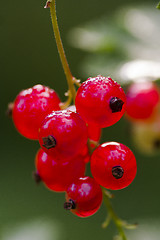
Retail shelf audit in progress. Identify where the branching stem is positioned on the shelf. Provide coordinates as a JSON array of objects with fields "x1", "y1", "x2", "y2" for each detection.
[
  {"x1": 49, "y1": 0, "x2": 76, "y2": 102},
  {"x1": 102, "y1": 188, "x2": 128, "y2": 240}
]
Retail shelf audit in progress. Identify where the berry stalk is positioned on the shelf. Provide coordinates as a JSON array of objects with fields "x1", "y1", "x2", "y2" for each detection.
[
  {"x1": 102, "y1": 189, "x2": 127, "y2": 240},
  {"x1": 46, "y1": 0, "x2": 76, "y2": 103}
]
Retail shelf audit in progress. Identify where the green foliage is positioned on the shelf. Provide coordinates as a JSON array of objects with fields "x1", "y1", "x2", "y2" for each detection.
[
  {"x1": 68, "y1": 5, "x2": 160, "y2": 84},
  {"x1": 157, "y1": 2, "x2": 160, "y2": 9}
]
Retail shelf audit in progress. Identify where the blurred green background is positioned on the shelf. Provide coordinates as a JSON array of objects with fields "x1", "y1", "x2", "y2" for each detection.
[{"x1": 1, "y1": 0, "x2": 160, "y2": 239}]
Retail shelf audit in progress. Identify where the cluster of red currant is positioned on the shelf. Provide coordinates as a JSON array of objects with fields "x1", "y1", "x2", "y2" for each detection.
[{"x1": 9, "y1": 75, "x2": 137, "y2": 218}]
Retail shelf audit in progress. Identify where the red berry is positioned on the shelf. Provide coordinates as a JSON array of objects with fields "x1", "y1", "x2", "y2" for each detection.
[
  {"x1": 126, "y1": 81, "x2": 160, "y2": 122},
  {"x1": 80, "y1": 145, "x2": 90, "y2": 163},
  {"x1": 75, "y1": 76, "x2": 126, "y2": 128},
  {"x1": 38, "y1": 110, "x2": 88, "y2": 160},
  {"x1": 67, "y1": 105, "x2": 102, "y2": 144},
  {"x1": 91, "y1": 142, "x2": 137, "y2": 190},
  {"x1": 88, "y1": 123, "x2": 101, "y2": 143},
  {"x1": 12, "y1": 84, "x2": 61, "y2": 140},
  {"x1": 64, "y1": 176, "x2": 102, "y2": 217},
  {"x1": 35, "y1": 149, "x2": 86, "y2": 192}
]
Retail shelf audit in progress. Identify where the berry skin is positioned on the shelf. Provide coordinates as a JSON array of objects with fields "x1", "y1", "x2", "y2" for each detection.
[
  {"x1": 126, "y1": 81, "x2": 160, "y2": 122},
  {"x1": 81, "y1": 145, "x2": 90, "y2": 163},
  {"x1": 38, "y1": 110, "x2": 88, "y2": 160},
  {"x1": 67, "y1": 105, "x2": 102, "y2": 145},
  {"x1": 75, "y1": 75, "x2": 126, "y2": 128},
  {"x1": 64, "y1": 176, "x2": 102, "y2": 217},
  {"x1": 91, "y1": 142, "x2": 137, "y2": 190},
  {"x1": 35, "y1": 149, "x2": 86, "y2": 192},
  {"x1": 87, "y1": 123, "x2": 101, "y2": 145},
  {"x1": 12, "y1": 84, "x2": 61, "y2": 140}
]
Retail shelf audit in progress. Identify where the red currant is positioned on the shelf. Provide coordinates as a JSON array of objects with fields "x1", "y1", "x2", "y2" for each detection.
[
  {"x1": 64, "y1": 176, "x2": 102, "y2": 217},
  {"x1": 91, "y1": 142, "x2": 137, "y2": 190},
  {"x1": 12, "y1": 84, "x2": 61, "y2": 140},
  {"x1": 80, "y1": 145, "x2": 90, "y2": 163},
  {"x1": 67, "y1": 105, "x2": 102, "y2": 145},
  {"x1": 88, "y1": 123, "x2": 101, "y2": 143},
  {"x1": 35, "y1": 149, "x2": 86, "y2": 192},
  {"x1": 126, "y1": 81, "x2": 160, "y2": 122},
  {"x1": 75, "y1": 75, "x2": 126, "y2": 128},
  {"x1": 38, "y1": 110, "x2": 88, "y2": 160}
]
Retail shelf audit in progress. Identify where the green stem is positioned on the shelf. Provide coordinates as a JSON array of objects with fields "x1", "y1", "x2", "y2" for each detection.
[
  {"x1": 102, "y1": 189, "x2": 128, "y2": 240},
  {"x1": 49, "y1": 0, "x2": 76, "y2": 102}
]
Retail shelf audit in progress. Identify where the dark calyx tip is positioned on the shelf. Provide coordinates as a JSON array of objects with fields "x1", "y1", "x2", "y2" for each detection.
[
  {"x1": 112, "y1": 166, "x2": 124, "y2": 179},
  {"x1": 33, "y1": 171, "x2": 41, "y2": 184},
  {"x1": 6, "y1": 102, "x2": 14, "y2": 117},
  {"x1": 109, "y1": 97, "x2": 124, "y2": 113},
  {"x1": 42, "y1": 135, "x2": 56, "y2": 149},
  {"x1": 153, "y1": 139, "x2": 160, "y2": 149},
  {"x1": 64, "y1": 199, "x2": 76, "y2": 210}
]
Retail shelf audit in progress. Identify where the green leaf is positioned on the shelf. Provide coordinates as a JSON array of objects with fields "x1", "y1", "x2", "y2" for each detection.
[{"x1": 157, "y1": 2, "x2": 160, "y2": 9}]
